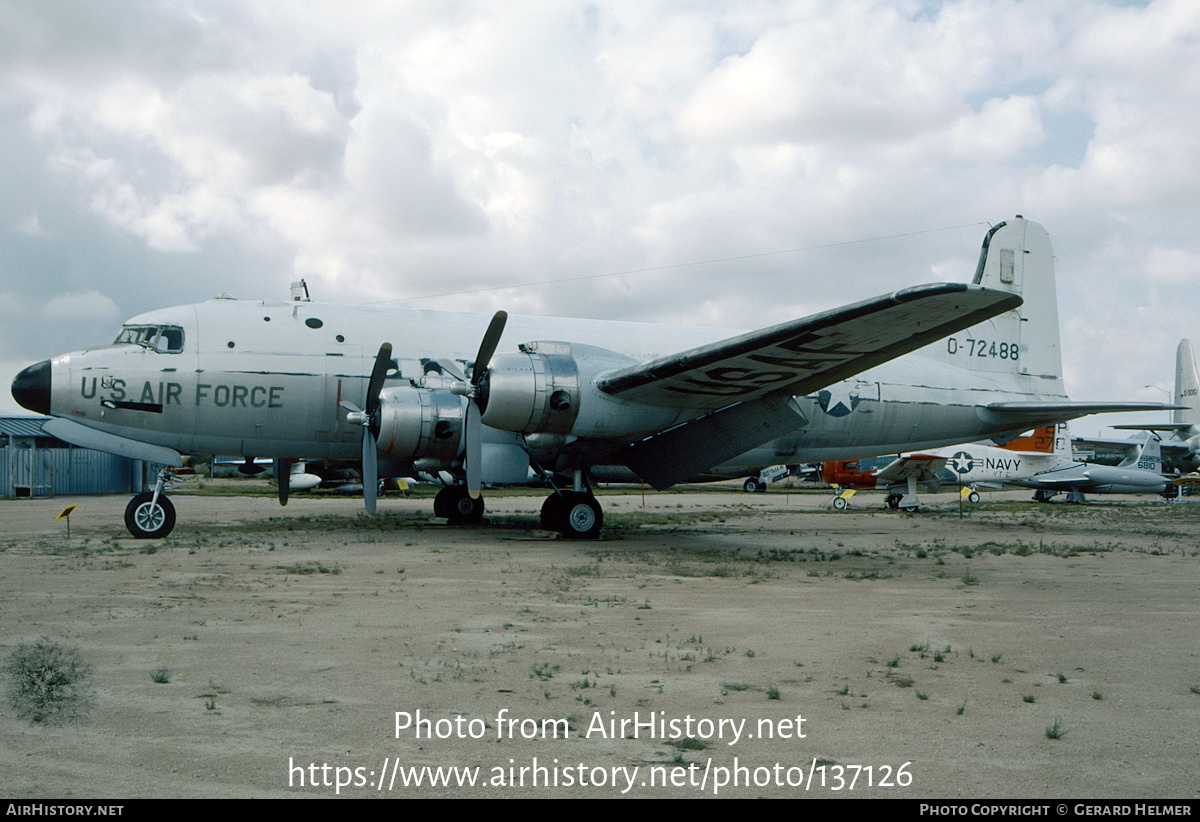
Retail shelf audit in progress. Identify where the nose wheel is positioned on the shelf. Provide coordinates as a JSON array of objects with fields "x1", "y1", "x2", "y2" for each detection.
[{"x1": 124, "y1": 492, "x2": 176, "y2": 539}]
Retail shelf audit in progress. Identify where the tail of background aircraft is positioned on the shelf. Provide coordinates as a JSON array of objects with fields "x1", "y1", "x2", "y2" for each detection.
[
  {"x1": 928, "y1": 217, "x2": 1066, "y2": 398},
  {"x1": 1120, "y1": 433, "x2": 1164, "y2": 474},
  {"x1": 1113, "y1": 338, "x2": 1200, "y2": 470},
  {"x1": 997, "y1": 425, "x2": 1055, "y2": 454},
  {"x1": 1174, "y1": 339, "x2": 1199, "y2": 428}
]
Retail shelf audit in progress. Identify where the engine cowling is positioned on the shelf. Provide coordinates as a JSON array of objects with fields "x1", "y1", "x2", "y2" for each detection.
[
  {"x1": 477, "y1": 342, "x2": 581, "y2": 435},
  {"x1": 478, "y1": 341, "x2": 684, "y2": 440},
  {"x1": 1184, "y1": 433, "x2": 1200, "y2": 470},
  {"x1": 375, "y1": 386, "x2": 463, "y2": 461}
]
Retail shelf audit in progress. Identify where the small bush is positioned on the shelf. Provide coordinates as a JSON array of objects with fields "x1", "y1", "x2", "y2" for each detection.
[
  {"x1": 4, "y1": 638, "x2": 95, "y2": 725},
  {"x1": 1045, "y1": 717, "x2": 1067, "y2": 740}
]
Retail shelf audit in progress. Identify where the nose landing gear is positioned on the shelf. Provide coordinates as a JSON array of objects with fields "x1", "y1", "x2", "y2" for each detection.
[{"x1": 124, "y1": 469, "x2": 177, "y2": 538}]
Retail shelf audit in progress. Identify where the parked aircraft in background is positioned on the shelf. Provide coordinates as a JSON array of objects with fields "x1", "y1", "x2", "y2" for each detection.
[
  {"x1": 11, "y1": 218, "x2": 1170, "y2": 539},
  {"x1": 934, "y1": 423, "x2": 1173, "y2": 502},
  {"x1": 821, "y1": 454, "x2": 946, "y2": 510},
  {"x1": 1110, "y1": 339, "x2": 1200, "y2": 472}
]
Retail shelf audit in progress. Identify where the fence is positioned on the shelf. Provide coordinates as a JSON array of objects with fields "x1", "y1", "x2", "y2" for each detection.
[{"x1": 1, "y1": 447, "x2": 142, "y2": 497}]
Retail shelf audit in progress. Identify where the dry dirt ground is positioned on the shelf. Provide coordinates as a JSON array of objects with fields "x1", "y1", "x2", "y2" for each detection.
[{"x1": 1, "y1": 480, "x2": 1197, "y2": 799}]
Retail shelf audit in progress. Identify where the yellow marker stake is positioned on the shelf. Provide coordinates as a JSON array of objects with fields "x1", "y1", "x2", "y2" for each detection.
[{"x1": 56, "y1": 504, "x2": 78, "y2": 538}]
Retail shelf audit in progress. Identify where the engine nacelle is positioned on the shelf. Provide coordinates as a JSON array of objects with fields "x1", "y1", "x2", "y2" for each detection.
[
  {"x1": 1184, "y1": 433, "x2": 1200, "y2": 470},
  {"x1": 479, "y1": 341, "x2": 684, "y2": 440},
  {"x1": 375, "y1": 386, "x2": 463, "y2": 461},
  {"x1": 478, "y1": 342, "x2": 583, "y2": 435}
]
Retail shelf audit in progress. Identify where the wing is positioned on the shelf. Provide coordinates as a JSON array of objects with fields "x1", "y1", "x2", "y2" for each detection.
[
  {"x1": 874, "y1": 454, "x2": 947, "y2": 484},
  {"x1": 599, "y1": 282, "x2": 1022, "y2": 409}
]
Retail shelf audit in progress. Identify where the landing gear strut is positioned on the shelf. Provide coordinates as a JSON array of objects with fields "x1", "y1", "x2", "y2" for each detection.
[{"x1": 124, "y1": 469, "x2": 176, "y2": 538}]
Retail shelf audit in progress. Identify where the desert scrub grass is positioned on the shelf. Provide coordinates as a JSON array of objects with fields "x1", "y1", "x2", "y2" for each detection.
[
  {"x1": 1045, "y1": 717, "x2": 1067, "y2": 740},
  {"x1": 4, "y1": 638, "x2": 95, "y2": 725},
  {"x1": 151, "y1": 667, "x2": 171, "y2": 684}
]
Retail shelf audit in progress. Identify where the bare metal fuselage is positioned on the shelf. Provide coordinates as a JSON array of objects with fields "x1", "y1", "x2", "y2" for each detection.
[{"x1": 46, "y1": 298, "x2": 1061, "y2": 478}]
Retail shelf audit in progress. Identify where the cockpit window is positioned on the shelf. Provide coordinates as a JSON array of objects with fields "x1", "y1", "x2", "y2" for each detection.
[{"x1": 114, "y1": 325, "x2": 185, "y2": 353}]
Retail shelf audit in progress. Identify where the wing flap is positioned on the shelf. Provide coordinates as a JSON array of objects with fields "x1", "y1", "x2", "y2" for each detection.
[{"x1": 598, "y1": 283, "x2": 1022, "y2": 409}]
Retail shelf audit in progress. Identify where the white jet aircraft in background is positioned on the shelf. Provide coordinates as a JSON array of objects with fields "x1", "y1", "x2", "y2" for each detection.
[
  {"x1": 937, "y1": 423, "x2": 1173, "y2": 503},
  {"x1": 11, "y1": 217, "x2": 1167, "y2": 539}
]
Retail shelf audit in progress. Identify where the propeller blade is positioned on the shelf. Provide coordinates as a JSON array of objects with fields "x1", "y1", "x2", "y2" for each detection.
[
  {"x1": 366, "y1": 343, "x2": 393, "y2": 415},
  {"x1": 436, "y1": 358, "x2": 468, "y2": 383},
  {"x1": 465, "y1": 401, "x2": 482, "y2": 498},
  {"x1": 275, "y1": 458, "x2": 290, "y2": 506},
  {"x1": 471, "y1": 311, "x2": 507, "y2": 388},
  {"x1": 362, "y1": 429, "x2": 378, "y2": 514}
]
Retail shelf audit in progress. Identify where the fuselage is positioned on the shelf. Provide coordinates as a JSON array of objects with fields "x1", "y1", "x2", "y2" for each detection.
[{"x1": 19, "y1": 296, "x2": 1067, "y2": 479}]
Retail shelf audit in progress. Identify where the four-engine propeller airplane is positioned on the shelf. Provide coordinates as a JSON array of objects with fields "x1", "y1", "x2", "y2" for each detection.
[{"x1": 11, "y1": 217, "x2": 1170, "y2": 539}]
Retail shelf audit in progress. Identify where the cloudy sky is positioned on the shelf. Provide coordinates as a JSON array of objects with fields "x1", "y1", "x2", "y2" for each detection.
[{"x1": 2, "y1": 0, "x2": 1197, "y2": 437}]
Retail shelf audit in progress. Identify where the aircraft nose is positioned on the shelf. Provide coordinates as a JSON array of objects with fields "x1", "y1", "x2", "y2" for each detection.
[{"x1": 12, "y1": 360, "x2": 51, "y2": 415}]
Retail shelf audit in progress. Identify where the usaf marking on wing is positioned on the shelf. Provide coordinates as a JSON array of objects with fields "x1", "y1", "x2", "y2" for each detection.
[{"x1": 11, "y1": 218, "x2": 1172, "y2": 539}]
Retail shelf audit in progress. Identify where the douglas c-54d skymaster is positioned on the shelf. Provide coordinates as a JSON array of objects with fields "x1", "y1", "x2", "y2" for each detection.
[{"x1": 11, "y1": 217, "x2": 1167, "y2": 539}]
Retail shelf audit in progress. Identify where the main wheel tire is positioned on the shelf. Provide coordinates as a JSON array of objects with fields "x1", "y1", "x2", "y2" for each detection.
[
  {"x1": 433, "y1": 486, "x2": 455, "y2": 518},
  {"x1": 968, "y1": 491, "x2": 981, "y2": 504},
  {"x1": 448, "y1": 490, "x2": 485, "y2": 525},
  {"x1": 124, "y1": 493, "x2": 176, "y2": 539},
  {"x1": 558, "y1": 492, "x2": 602, "y2": 540},
  {"x1": 832, "y1": 496, "x2": 848, "y2": 510},
  {"x1": 540, "y1": 494, "x2": 565, "y2": 531},
  {"x1": 885, "y1": 494, "x2": 900, "y2": 510},
  {"x1": 743, "y1": 478, "x2": 765, "y2": 493}
]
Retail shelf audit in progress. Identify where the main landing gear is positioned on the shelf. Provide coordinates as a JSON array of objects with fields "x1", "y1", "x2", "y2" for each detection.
[
  {"x1": 539, "y1": 491, "x2": 603, "y2": 540},
  {"x1": 884, "y1": 492, "x2": 919, "y2": 512},
  {"x1": 433, "y1": 474, "x2": 605, "y2": 540},
  {"x1": 124, "y1": 469, "x2": 177, "y2": 538},
  {"x1": 433, "y1": 485, "x2": 485, "y2": 524}
]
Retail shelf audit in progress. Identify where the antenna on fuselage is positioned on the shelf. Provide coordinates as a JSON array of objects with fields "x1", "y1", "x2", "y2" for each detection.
[{"x1": 290, "y1": 279, "x2": 310, "y2": 302}]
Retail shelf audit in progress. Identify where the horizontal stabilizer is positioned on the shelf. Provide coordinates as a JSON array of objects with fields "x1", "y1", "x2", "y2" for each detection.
[
  {"x1": 979, "y1": 402, "x2": 1184, "y2": 428},
  {"x1": 600, "y1": 282, "x2": 1022, "y2": 409},
  {"x1": 1110, "y1": 423, "x2": 1189, "y2": 431}
]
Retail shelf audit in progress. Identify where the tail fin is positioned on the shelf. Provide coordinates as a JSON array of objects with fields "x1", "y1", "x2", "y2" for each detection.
[
  {"x1": 931, "y1": 217, "x2": 1065, "y2": 397},
  {"x1": 1053, "y1": 421, "x2": 1073, "y2": 458},
  {"x1": 998, "y1": 425, "x2": 1056, "y2": 453},
  {"x1": 1123, "y1": 433, "x2": 1164, "y2": 473},
  {"x1": 1174, "y1": 339, "x2": 1198, "y2": 428}
]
